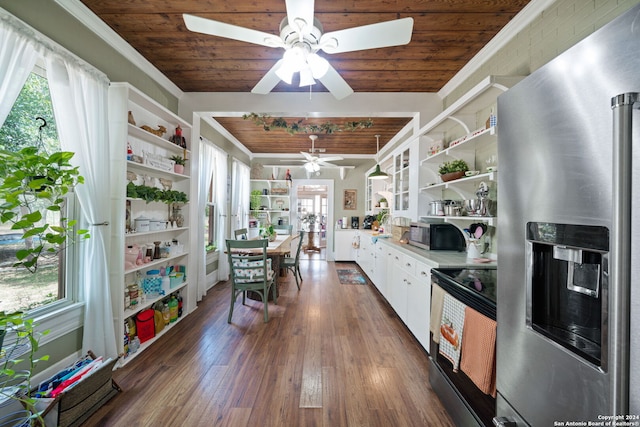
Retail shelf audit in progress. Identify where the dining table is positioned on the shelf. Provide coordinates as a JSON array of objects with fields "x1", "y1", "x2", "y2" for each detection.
[{"x1": 229, "y1": 233, "x2": 296, "y2": 301}]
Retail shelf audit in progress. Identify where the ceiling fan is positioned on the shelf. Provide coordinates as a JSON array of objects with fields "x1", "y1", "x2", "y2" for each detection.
[
  {"x1": 289, "y1": 135, "x2": 343, "y2": 172},
  {"x1": 183, "y1": 0, "x2": 414, "y2": 100}
]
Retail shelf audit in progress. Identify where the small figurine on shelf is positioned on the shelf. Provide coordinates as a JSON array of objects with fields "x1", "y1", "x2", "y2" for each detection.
[
  {"x1": 285, "y1": 169, "x2": 292, "y2": 187},
  {"x1": 170, "y1": 124, "x2": 187, "y2": 148},
  {"x1": 127, "y1": 142, "x2": 133, "y2": 161}
]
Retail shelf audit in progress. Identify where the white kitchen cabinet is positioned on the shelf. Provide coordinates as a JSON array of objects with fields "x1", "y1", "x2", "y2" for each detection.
[
  {"x1": 406, "y1": 260, "x2": 434, "y2": 351},
  {"x1": 387, "y1": 247, "x2": 412, "y2": 322},
  {"x1": 109, "y1": 83, "x2": 194, "y2": 367},
  {"x1": 393, "y1": 147, "x2": 410, "y2": 212},
  {"x1": 372, "y1": 242, "x2": 388, "y2": 295},
  {"x1": 250, "y1": 180, "x2": 291, "y2": 230},
  {"x1": 334, "y1": 229, "x2": 358, "y2": 261},
  {"x1": 365, "y1": 160, "x2": 393, "y2": 215}
]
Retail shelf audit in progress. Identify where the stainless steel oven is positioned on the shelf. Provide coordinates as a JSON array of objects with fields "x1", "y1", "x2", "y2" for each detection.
[{"x1": 430, "y1": 267, "x2": 497, "y2": 427}]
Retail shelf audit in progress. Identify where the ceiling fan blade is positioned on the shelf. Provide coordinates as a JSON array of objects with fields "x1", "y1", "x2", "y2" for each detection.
[
  {"x1": 320, "y1": 17, "x2": 414, "y2": 54},
  {"x1": 300, "y1": 151, "x2": 315, "y2": 161},
  {"x1": 183, "y1": 14, "x2": 283, "y2": 48},
  {"x1": 251, "y1": 59, "x2": 285, "y2": 95},
  {"x1": 316, "y1": 161, "x2": 340, "y2": 168},
  {"x1": 317, "y1": 156, "x2": 343, "y2": 162},
  {"x1": 285, "y1": 0, "x2": 315, "y2": 36},
  {"x1": 318, "y1": 64, "x2": 354, "y2": 100}
]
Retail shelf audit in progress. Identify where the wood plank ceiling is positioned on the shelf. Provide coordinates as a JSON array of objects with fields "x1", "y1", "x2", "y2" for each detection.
[{"x1": 79, "y1": 0, "x2": 531, "y2": 157}]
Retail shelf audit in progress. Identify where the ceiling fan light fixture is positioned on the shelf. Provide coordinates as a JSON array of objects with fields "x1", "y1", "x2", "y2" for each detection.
[
  {"x1": 304, "y1": 161, "x2": 320, "y2": 173},
  {"x1": 307, "y1": 53, "x2": 329, "y2": 78},
  {"x1": 299, "y1": 67, "x2": 316, "y2": 87}
]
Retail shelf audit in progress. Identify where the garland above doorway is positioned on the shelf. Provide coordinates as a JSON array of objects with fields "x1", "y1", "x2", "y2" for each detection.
[{"x1": 242, "y1": 113, "x2": 374, "y2": 135}]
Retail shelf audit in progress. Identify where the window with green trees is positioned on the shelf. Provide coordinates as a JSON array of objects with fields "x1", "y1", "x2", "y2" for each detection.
[{"x1": 0, "y1": 70, "x2": 76, "y2": 314}]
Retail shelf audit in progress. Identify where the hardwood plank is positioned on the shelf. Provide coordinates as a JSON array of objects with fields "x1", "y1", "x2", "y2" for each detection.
[
  {"x1": 81, "y1": 260, "x2": 455, "y2": 426},
  {"x1": 299, "y1": 332, "x2": 323, "y2": 408}
]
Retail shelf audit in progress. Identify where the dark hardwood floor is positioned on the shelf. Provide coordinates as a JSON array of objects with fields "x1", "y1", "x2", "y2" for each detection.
[{"x1": 82, "y1": 260, "x2": 454, "y2": 426}]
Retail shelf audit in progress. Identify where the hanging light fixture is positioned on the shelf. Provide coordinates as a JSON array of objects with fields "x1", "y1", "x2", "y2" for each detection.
[
  {"x1": 368, "y1": 135, "x2": 389, "y2": 180},
  {"x1": 276, "y1": 43, "x2": 330, "y2": 88}
]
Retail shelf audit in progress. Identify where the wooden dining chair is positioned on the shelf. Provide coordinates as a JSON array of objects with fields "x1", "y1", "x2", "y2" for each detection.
[
  {"x1": 282, "y1": 231, "x2": 304, "y2": 290},
  {"x1": 234, "y1": 228, "x2": 248, "y2": 240},
  {"x1": 225, "y1": 239, "x2": 276, "y2": 323}
]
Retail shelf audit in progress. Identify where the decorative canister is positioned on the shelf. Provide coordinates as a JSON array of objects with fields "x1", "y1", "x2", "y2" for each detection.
[
  {"x1": 149, "y1": 220, "x2": 164, "y2": 231},
  {"x1": 134, "y1": 216, "x2": 150, "y2": 232}
]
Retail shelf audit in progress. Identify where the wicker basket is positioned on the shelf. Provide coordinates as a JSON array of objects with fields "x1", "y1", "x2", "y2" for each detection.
[
  {"x1": 38, "y1": 352, "x2": 121, "y2": 427},
  {"x1": 392, "y1": 225, "x2": 410, "y2": 242}
]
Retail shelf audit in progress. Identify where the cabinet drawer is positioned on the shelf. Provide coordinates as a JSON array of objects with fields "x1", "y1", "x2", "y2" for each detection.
[
  {"x1": 399, "y1": 253, "x2": 416, "y2": 276},
  {"x1": 415, "y1": 260, "x2": 435, "y2": 282}
]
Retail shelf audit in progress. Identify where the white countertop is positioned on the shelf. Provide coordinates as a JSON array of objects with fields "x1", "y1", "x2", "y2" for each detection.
[{"x1": 359, "y1": 230, "x2": 497, "y2": 269}]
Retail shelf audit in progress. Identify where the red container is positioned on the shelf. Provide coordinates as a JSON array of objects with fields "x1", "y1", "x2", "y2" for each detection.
[{"x1": 135, "y1": 309, "x2": 156, "y2": 343}]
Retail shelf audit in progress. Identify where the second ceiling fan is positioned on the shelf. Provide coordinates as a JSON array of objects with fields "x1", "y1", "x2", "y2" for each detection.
[
  {"x1": 288, "y1": 135, "x2": 343, "y2": 172},
  {"x1": 183, "y1": 0, "x2": 414, "y2": 100}
]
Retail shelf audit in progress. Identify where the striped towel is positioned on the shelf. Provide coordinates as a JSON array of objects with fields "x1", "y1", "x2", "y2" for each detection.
[
  {"x1": 430, "y1": 284, "x2": 446, "y2": 344},
  {"x1": 460, "y1": 307, "x2": 497, "y2": 397},
  {"x1": 439, "y1": 293, "x2": 466, "y2": 372}
]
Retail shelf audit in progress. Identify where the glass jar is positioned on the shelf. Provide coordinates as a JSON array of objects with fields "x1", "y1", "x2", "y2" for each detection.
[{"x1": 172, "y1": 205, "x2": 184, "y2": 228}]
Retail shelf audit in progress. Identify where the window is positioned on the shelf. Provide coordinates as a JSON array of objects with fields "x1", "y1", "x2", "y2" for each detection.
[
  {"x1": 204, "y1": 203, "x2": 216, "y2": 251},
  {"x1": 0, "y1": 71, "x2": 77, "y2": 314}
]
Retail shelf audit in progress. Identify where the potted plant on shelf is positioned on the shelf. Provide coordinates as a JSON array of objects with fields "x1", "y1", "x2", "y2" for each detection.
[
  {"x1": 170, "y1": 155, "x2": 186, "y2": 174},
  {"x1": 438, "y1": 159, "x2": 469, "y2": 182},
  {"x1": 378, "y1": 197, "x2": 388, "y2": 208},
  {"x1": 0, "y1": 147, "x2": 89, "y2": 273},
  {"x1": 250, "y1": 190, "x2": 262, "y2": 211}
]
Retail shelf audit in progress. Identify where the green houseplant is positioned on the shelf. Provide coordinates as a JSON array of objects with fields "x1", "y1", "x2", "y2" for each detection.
[
  {"x1": 260, "y1": 224, "x2": 276, "y2": 241},
  {"x1": 0, "y1": 311, "x2": 49, "y2": 424},
  {"x1": 250, "y1": 190, "x2": 262, "y2": 211},
  {"x1": 438, "y1": 159, "x2": 469, "y2": 182},
  {"x1": 0, "y1": 147, "x2": 89, "y2": 273},
  {"x1": 169, "y1": 155, "x2": 186, "y2": 174}
]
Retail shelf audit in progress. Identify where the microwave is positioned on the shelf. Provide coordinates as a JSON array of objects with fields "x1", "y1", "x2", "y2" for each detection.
[{"x1": 408, "y1": 222, "x2": 465, "y2": 251}]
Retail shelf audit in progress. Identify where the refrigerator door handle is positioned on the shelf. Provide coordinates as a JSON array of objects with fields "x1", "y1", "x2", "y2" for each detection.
[{"x1": 610, "y1": 92, "x2": 639, "y2": 415}]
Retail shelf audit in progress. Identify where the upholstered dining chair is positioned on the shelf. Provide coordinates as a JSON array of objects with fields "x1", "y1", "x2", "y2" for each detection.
[
  {"x1": 234, "y1": 228, "x2": 248, "y2": 240},
  {"x1": 282, "y1": 230, "x2": 304, "y2": 290},
  {"x1": 225, "y1": 239, "x2": 276, "y2": 323}
]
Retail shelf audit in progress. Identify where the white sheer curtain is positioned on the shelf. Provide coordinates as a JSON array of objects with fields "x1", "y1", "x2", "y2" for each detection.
[
  {"x1": 0, "y1": 7, "x2": 115, "y2": 357},
  {"x1": 45, "y1": 55, "x2": 116, "y2": 358},
  {"x1": 197, "y1": 139, "x2": 216, "y2": 300},
  {"x1": 213, "y1": 145, "x2": 230, "y2": 281},
  {"x1": 230, "y1": 159, "x2": 250, "y2": 232},
  {"x1": 0, "y1": 10, "x2": 41, "y2": 124}
]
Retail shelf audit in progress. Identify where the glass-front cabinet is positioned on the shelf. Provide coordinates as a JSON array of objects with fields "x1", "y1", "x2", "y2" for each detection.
[{"x1": 393, "y1": 148, "x2": 410, "y2": 212}]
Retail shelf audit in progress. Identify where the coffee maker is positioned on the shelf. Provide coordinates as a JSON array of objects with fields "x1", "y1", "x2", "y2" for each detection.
[
  {"x1": 351, "y1": 216, "x2": 359, "y2": 229},
  {"x1": 362, "y1": 215, "x2": 375, "y2": 229}
]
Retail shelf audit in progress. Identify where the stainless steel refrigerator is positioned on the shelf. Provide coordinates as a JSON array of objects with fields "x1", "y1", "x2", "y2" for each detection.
[{"x1": 496, "y1": 3, "x2": 640, "y2": 425}]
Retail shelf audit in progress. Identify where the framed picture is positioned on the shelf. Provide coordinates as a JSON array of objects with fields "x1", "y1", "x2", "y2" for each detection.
[{"x1": 343, "y1": 189, "x2": 357, "y2": 210}]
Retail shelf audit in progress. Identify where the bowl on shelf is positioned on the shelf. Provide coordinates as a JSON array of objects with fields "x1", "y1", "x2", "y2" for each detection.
[
  {"x1": 465, "y1": 170, "x2": 480, "y2": 177},
  {"x1": 440, "y1": 171, "x2": 465, "y2": 182}
]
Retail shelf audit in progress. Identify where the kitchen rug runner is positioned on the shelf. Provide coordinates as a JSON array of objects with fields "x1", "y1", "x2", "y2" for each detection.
[{"x1": 336, "y1": 269, "x2": 367, "y2": 285}]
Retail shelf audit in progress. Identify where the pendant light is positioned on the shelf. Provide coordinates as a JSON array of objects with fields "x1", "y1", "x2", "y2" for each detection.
[{"x1": 368, "y1": 135, "x2": 389, "y2": 180}]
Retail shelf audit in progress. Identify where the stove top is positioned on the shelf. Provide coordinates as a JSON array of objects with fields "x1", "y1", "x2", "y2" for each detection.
[{"x1": 432, "y1": 267, "x2": 497, "y2": 319}]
